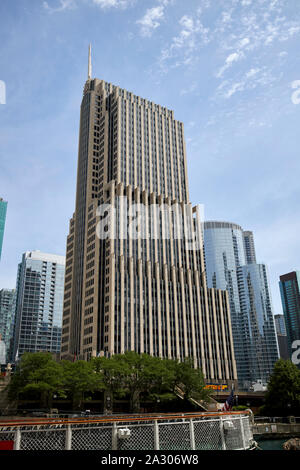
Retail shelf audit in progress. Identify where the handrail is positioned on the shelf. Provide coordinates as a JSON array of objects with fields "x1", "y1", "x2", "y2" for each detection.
[{"x1": 0, "y1": 410, "x2": 250, "y2": 428}]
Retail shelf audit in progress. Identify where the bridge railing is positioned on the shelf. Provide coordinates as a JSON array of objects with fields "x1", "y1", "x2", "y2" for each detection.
[
  {"x1": 254, "y1": 416, "x2": 300, "y2": 424},
  {"x1": 0, "y1": 411, "x2": 254, "y2": 451}
]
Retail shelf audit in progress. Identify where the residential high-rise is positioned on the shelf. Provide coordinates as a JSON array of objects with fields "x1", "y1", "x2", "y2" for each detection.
[
  {"x1": 0, "y1": 198, "x2": 8, "y2": 260},
  {"x1": 61, "y1": 48, "x2": 237, "y2": 387},
  {"x1": 0, "y1": 288, "x2": 16, "y2": 362},
  {"x1": 203, "y1": 221, "x2": 279, "y2": 389},
  {"x1": 279, "y1": 271, "x2": 300, "y2": 361},
  {"x1": 12, "y1": 251, "x2": 65, "y2": 360}
]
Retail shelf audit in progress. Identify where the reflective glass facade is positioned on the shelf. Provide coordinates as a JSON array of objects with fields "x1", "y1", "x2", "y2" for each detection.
[
  {"x1": 237, "y1": 264, "x2": 279, "y2": 386},
  {"x1": 0, "y1": 198, "x2": 8, "y2": 260},
  {"x1": 12, "y1": 251, "x2": 65, "y2": 360},
  {"x1": 275, "y1": 314, "x2": 287, "y2": 336},
  {"x1": 279, "y1": 271, "x2": 300, "y2": 362},
  {"x1": 0, "y1": 288, "x2": 16, "y2": 362},
  {"x1": 204, "y1": 221, "x2": 279, "y2": 389},
  {"x1": 274, "y1": 314, "x2": 289, "y2": 360}
]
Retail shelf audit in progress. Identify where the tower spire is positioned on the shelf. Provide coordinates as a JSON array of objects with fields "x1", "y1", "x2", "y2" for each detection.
[{"x1": 88, "y1": 44, "x2": 92, "y2": 80}]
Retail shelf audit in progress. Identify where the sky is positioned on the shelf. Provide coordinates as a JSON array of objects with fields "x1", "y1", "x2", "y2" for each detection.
[{"x1": 0, "y1": 0, "x2": 300, "y2": 316}]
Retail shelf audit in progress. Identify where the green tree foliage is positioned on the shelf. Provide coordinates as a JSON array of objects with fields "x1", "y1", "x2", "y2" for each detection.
[
  {"x1": 61, "y1": 360, "x2": 104, "y2": 410},
  {"x1": 115, "y1": 352, "x2": 174, "y2": 412},
  {"x1": 264, "y1": 359, "x2": 300, "y2": 416},
  {"x1": 93, "y1": 353, "x2": 211, "y2": 412},
  {"x1": 9, "y1": 352, "x2": 211, "y2": 413},
  {"x1": 8, "y1": 352, "x2": 65, "y2": 408},
  {"x1": 167, "y1": 358, "x2": 211, "y2": 404},
  {"x1": 92, "y1": 352, "x2": 174, "y2": 412}
]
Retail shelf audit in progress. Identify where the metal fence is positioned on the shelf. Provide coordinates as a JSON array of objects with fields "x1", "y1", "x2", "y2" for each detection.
[
  {"x1": 0, "y1": 412, "x2": 255, "y2": 450},
  {"x1": 254, "y1": 416, "x2": 300, "y2": 424}
]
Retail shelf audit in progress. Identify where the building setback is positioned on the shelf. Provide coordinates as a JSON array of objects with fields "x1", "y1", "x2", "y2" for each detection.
[
  {"x1": 12, "y1": 251, "x2": 65, "y2": 360},
  {"x1": 279, "y1": 271, "x2": 300, "y2": 363},
  {"x1": 0, "y1": 288, "x2": 16, "y2": 362},
  {"x1": 61, "y1": 48, "x2": 237, "y2": 387},
  {"x1": 0, "y1": 198, "x2": 8, "y2": 260},
  {"x1": 203, "y1": 221, "x2": 279, "y2": 389}
]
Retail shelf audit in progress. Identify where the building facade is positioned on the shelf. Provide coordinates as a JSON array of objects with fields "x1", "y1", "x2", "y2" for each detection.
[
  {"x1": 0, "y1": 198, "x2": 8, "y2": 260},
  {"x1": 204, "y1": 221, "x2": 279, "y2": 389},
  {"x1": 243, "y1": 231, "x2": 256, "y2": 264},
  {"x1": 274, "y1": 314, "x2": 289, "y2": 360},
  {"x1": 279, "y1": 271, "x2": 300, "y2": 361},
  {"x1": 12, "y1": 251, "x2": 65, "y2": 360},
  {"x1": 0, "y1": 288, "x2": 16, "y2": 362},
  {"x1": 60, "y1": 49, "x2": 238, "y2": 387}
]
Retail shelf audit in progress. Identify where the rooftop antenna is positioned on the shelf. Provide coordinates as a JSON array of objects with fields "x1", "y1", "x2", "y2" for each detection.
[{"x1": 88, "y1": 44, "x2": 92, "y2": 80}]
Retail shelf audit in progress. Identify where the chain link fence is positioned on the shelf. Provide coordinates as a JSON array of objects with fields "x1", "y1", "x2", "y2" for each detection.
[{"x1": 0, "y1": 412, "x2": 254, "y2": 451}]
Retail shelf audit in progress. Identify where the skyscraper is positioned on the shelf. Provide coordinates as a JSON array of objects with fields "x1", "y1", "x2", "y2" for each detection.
[
  {"x1": 203, "y1": 221, "x2": 279, "y2": 389},
  {"x1": 12, "y1": 250, "x2": 65, "y2": 360},
  {"x1": 61, "y1": 48, "x2": 237, "y2": 387},
  {"x1": 274, "y1": 314, "x2": 289, "y2": 360},
  {"x1": 0, "y1": 288, "x2": 16, "y2": 363},
  {"x1": 0, "y1": 197, "x2": 8, "y2": 260},
  {"x1": 279, "y1": 271, "x2": 300, "y2": 361},
  {"x1": 243, "y1": 231, "x2": 256, "y2": 264}
]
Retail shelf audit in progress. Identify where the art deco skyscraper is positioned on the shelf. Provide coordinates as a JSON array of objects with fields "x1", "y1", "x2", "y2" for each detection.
[{"x1": 61, "y1": 48, "x2": 237, "y2": 386}]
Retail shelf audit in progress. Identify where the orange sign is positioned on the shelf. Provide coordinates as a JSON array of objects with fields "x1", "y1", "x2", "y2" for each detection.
[{"x1": 205, "y1": 384, "x2": 228, "y2": 391}]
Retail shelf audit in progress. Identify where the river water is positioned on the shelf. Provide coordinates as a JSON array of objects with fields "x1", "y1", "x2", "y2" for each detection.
[{"x1": 256, "y1": 438, "x2": 287, "y2": 450}]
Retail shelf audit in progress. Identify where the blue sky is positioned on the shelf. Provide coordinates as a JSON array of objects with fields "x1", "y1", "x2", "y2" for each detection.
[{"x1": 0, "y1": 0, "x2": 300, "y2": 316}]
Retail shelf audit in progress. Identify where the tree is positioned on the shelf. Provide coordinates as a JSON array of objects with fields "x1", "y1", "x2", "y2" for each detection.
[
  {"x1": 116, "y1": 352, "x2": 174, "y2": 412},
  {"x1": 91, "y1": 356, "x2": 125, "y2": 413},
  {"x1": 61, "y1": 360, "x2": 104, "y2": 410},
  {"x1": 93, "y1": 353, "x2": 176, "y2": 413},
  {"x1": 8, "y1": 352, "x2": 65, "y2": 408},
  {"x1": 264, "y1": 359, "x2": 300, "y2": 416},
  {"x1": 167, "y1": 358, "x2": 211, "y2": 404},
  {"x1": 92, "y1": 353, "x2": 210, "y2": 413}
]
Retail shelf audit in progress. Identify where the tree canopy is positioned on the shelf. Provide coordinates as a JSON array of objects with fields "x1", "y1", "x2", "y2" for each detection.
[
  {"x1": 8, "y1": 352, "x2": 65, "y2": 408},
  {"x1": 263, "y1": 359, "x2": 300, "y2": 416},
  {"x1": 9, "y1": 351, "x2": 212, "y2": 413}
]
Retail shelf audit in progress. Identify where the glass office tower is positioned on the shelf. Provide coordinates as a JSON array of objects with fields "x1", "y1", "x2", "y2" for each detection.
[
  {"x1": 237, "y1": 264, "x2": 279, "y2": 386},
  {"x1": 279, "y1": 271, "x2": 300, "y2": 362},
  {"x1": 0, "y1": 198, "x2": 8, "y2": 260},
  {"x1": 274, "y1": 314, "x2": 289, "y2": 360},
  {"x1": 12, "y1": 251, "x2": 65, "y2": 361},
  {"x1": 204, "y1": 221, "x2": 279, "y2": 389},
  {"x1": 0, "y1": 288, "x2": 16, "y2": 362}
]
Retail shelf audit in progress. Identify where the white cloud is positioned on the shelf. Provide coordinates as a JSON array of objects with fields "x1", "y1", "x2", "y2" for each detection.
[
  {"x1": 92, "y1": 0, "x2": 133, "y2": 8},
  {"x1": 43, "y1": 0, "x2": 76, "y2": 13},
  {"x1": 44, "y1": 0, "x2": 134, "y2": 12},
  {"x1": 136, "y1": 6, "x2": 165, "y2": 37},
  {"x1": 246, "y1": 68, "x2": 260, "y2": 78},
  {"x1": 224, "y1": 81, "x2": 244, "y2": 98},
  {"x1": 216, "y1": 51, "x2": 244, "y2": 78},
  {"x1": 158, "y1": 11, "x2": 210, "y2": 71},
  {"x1": 239, "y1": 37, "x2": 250, "y2": 48}
]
